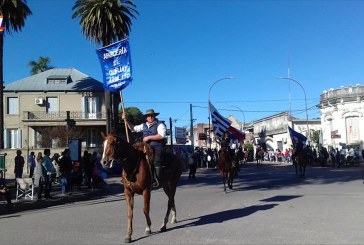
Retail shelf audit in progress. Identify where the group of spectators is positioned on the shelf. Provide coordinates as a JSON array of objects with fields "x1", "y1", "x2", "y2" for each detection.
[
  {"x1": 0, "y1": 148, "x2": 108, "y2": 205},
  {"x1": 327, "y1": 146, "x2": 361, "y2": 168},
  {"x1": 29, "y1": 148, "x2": 74, "y2": 199}
]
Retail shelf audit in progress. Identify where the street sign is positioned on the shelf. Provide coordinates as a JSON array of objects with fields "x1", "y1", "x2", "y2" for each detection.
[
  {"x1": 331, "y1": 130, "x2": 341, "y2": 138},
  {"x1": 175, "y1": 127, "x2": 186, "y2": 144}
]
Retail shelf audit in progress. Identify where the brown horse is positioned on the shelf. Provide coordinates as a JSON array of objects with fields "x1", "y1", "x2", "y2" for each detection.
[
  {"x1": 217, "y1": 141, "x2": 236, "y2": 193},
  {"x1": 293, "y1": 146, "x2": 311, "y2": 177},
  {"x1": 101, "y1": 133, "x2": 183, "y2": 243}
]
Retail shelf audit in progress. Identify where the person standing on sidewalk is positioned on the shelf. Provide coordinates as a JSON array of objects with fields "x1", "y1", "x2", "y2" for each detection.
[
  {"x1": 14, "y1": 150, "x2": 25, "y2": 180},
  {"x1": 43, "y1": 149, "x2": 56, "y2": 199},
  {"x1": 58, "y1": 149, "x2": 73, "y2": 195},
  {"x1": 0, "y1": 171, "x2": 12, "y2": 207},
  {"x1": 28, "y1": 152, "x2": 36, "y2": 178},
  {"x1": 34, "y1": 152, "x2": 47, "y2": 200},
  {"x1": 51, "y1": 153, "x2": 61, "y2": 184}
]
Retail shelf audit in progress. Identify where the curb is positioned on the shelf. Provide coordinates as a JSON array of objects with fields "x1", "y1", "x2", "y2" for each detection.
[{"x1": 0, "y1": 177, "x2": 125, "y2": 216}]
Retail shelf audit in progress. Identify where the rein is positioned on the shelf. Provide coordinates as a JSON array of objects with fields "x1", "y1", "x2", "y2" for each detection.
[{"x1": 111, "y1": 137, "x2": 144, "y2": 191}]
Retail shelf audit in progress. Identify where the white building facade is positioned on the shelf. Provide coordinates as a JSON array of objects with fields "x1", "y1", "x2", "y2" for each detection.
[{"x1": 319, "y1": 85, "x2": 364, "y2": 154}]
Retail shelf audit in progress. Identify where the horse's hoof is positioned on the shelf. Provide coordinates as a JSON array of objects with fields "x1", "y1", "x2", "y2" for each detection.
[
  {"x1": 124, "y1": 237, "x2": 131, "y2": 243},
  {"x1": 145, "y1": 229, "x2": 151, "y2": 235},
  {"x1": 160, "y1": 226, "x2": 167, "y2": 232}
]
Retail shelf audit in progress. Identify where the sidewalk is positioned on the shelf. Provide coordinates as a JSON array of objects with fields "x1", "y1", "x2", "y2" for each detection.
[{"x1": 0, "y1": 174, "x2": 124, "y2": 216}]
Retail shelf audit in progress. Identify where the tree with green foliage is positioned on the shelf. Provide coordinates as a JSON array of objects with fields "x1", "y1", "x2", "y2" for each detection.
[
  {"x1": 0, "y1": 0, "x2": 32, "y2": 149},
  {"x1": 120, "y1": 107, "x2": 143, "y2": 142},
  {"x1": 311, "y1": 130, "x2": 320, "y2": 146},
  {"x1": 28, "y1": 56, "x2": 53, "y2": 75},
  {"x1": 72, "y1": 0, "x2": 138, "y2": 135}
]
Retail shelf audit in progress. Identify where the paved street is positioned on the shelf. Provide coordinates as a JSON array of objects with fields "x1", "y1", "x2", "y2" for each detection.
[{"x1": 1, "y1": 162, "x2": 364, "y2": 244}]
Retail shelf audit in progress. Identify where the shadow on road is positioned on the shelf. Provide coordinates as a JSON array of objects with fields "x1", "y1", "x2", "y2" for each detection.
[
  {"x1": 260, "y1": 195, "x2": 302, "y2": 202},
  {"x1": 133, "y1": 203, "x2": 278, "y2": 243},
  {"x1": 180, "y1": 163, "x2": 364, "y2": 192}
]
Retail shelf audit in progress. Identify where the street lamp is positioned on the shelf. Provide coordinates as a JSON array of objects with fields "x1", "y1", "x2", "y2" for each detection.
[
  {"x1": 231, "y1": 106, "x2": 245, "y2": 131},
  {"x1": 276, "y1": 77, "x2": 309, "y2": 139},
  {"x1": 208, "y1": 77, "x2": 235, "y2": 148}
]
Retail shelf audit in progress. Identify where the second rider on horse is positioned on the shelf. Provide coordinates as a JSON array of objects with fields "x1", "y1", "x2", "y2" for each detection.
[{"x1": 122, "y1": 109, "x2": 167, "y2": 189}]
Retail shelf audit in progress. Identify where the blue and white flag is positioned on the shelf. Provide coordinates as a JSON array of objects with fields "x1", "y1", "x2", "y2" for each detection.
[
  {"x1": 96, "y1": 38, "x2": 132, "y2": 92},
  {"x1": 0, "y1": 16, "x2": 5, "y2": 33},
  {"x1": 288, "y1": 126, "x2": 307, "y2": 145},
  {"x1": 209, "y1": 102, "x2": 231, "y2": 138}
]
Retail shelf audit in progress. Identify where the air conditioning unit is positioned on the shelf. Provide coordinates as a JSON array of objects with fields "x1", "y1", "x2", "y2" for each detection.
[{"x1": 35, "y1": 97, "x2": 44, "y2": 105}]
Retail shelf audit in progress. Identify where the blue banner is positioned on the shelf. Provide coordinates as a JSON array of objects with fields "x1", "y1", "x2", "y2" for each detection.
[
  {"x1": 288, "y1": 126, "x2": 307, "y2": 145},
  {"x1": 96, "y1": 39, "x2": 132, "y2": 92}
]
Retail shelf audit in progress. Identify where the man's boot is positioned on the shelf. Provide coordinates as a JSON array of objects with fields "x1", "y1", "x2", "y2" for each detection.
[{"x1": 153, "y1": 166, "x2": 162, "y2": 189}]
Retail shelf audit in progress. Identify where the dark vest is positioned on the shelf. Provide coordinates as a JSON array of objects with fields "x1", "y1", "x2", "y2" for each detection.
[{"x1": 143, "y1": 119, "x2": 165, "y2": 147}]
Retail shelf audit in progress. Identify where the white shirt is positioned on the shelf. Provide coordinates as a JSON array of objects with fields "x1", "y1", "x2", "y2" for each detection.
[{"x1": 133, "y1": 120, "x2": 167, "y2": 138}]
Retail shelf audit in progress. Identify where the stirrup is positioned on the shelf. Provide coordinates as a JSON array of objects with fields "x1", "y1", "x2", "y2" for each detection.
[{"x1": 152, "y1": 179, "x2": 160, "y2": 189}]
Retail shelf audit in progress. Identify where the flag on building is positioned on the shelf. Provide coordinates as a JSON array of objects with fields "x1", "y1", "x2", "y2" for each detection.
[
  {"x1": 209, "y1": 102, "x2": 231, "y2": 138},
  {"x1": 288, "y1": 126, "x2": 307, "y2": 145},
  {"x1": 96, "y1": 38, "x2": 132, "y2": 92},
  {"x1": 0, "y1": 16, "x2": 5, "y2": 33},
  {"x1": 228, "y1": 126, "x2": 245, "y2": 141}
]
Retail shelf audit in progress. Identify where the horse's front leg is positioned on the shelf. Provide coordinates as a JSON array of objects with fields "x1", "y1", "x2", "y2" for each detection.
[
  {"x1": 293, "y1": 159, "x2": 298, "y2": 175},
  {"x1": 223, "y1": 172, "x2": 227, "y2": 193},
  {"x1": 170, "y1": 205, "x2": 177, "y2": 224},
  {"x1": 125, "y1": 193, "x2": 134, "y2": 243},
  {"x1": 143, "y1": 188, "x2": 152, "y2": 235},
  {"x1": 228, "y1": 171, "x2": 234, "y2": 190}
]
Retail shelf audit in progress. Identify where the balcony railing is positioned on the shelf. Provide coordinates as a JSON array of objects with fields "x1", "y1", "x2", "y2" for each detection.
[{"x1": 23, "y1": 111, "x2": 106, "y2": 121}]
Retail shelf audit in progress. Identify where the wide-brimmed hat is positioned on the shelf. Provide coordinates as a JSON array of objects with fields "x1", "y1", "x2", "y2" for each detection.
[{"x1": 144, "y1": 109, "x2": 160, "y2": 117}]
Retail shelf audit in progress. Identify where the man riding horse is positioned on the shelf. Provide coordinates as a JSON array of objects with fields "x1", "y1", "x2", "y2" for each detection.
[
  {"x1": 122, "y1": 109, "x2": 166, "y2": 189},
  {"x1": 222, "y1": 131, "x2": 236, "y2": 160},
  {"x1": 292, "y1": 138, "x2": 304, "y2": 163}
]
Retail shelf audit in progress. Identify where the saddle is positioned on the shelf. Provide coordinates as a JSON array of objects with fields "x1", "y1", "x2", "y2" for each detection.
[{"x1": 126, "y1": 143, "x2": 172, "y2": 182}]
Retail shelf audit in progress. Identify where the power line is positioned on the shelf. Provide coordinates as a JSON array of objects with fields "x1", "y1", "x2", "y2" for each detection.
[{"x1": 123, "y1": 97, "x2": 320, "y2": 105}]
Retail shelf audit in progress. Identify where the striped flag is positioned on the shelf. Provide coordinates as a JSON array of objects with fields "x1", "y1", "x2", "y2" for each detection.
[
  {"x1": 228, "y1": 126, "x2": 245, "y2": 141},
  {"x1": 209, "y1": 102, "x2": 231, "y2": 138}
]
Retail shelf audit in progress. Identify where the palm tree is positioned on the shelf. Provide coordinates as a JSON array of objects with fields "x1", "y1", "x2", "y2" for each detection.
[
  {"x1": 72, "y1": 0, "x2": 138, "y2": 134},
  {"x1": 28, "y1": 56, "x2": 53, "y2": 75},
  {"x1": 0, "y1": 0, "x2": 32, "y2": 149}
]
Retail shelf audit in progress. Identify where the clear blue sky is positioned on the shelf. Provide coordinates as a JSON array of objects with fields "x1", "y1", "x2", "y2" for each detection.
[{"x1": 4, "y1": 0, "x2": 364, "y2": 129}]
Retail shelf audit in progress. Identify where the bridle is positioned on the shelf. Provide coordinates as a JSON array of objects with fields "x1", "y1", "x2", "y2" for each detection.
[
  {"x1": 102, "y1": 135, "x2": 124, "y2": 168},
  {"x1": 104, "y1": 135, "x2": 143, "y2": 184}
]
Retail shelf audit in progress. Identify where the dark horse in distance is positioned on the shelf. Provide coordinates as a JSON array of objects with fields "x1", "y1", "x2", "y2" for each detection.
[
  {"x1": 218, "y1": 141, "x2": 237, "y2": 193},
  {"x1": 293, "y1": 146, "x2": 311, "y2": 177},
  {"x1": 101, "y1": 133, "x2": 183, "y2": 243}
]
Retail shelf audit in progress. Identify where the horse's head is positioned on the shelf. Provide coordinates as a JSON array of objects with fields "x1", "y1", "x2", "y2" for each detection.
[{"x1": 101, "y1": 132, "x2": 120, "y2": 168}]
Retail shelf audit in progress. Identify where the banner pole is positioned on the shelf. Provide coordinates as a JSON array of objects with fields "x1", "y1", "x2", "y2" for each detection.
[{"x1": 119, "y1": 91, "x2": 130, "y2": 143}]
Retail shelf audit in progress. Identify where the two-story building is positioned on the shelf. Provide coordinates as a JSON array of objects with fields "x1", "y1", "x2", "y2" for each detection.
[{"x1": 4, "y1": 68, "x2": 106, "y2": 150}]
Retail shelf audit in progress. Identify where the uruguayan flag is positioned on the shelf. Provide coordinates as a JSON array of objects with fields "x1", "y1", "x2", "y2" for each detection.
[{"x1": 209, "y1": 102, "x2": 231, "y2": 138}]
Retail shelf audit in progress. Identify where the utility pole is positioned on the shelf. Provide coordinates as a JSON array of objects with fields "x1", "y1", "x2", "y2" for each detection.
[
  {"x1": 190, "y1": 104, "x2": 194, "y2": 149},
  {"x1": 169, "y1": 117, "x2": 173, "y2": 149}
]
